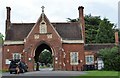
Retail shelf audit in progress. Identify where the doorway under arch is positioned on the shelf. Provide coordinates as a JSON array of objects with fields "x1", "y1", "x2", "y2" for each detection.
[{"x1": 34, "y1": 43, "x2": 53, "y2": 71}]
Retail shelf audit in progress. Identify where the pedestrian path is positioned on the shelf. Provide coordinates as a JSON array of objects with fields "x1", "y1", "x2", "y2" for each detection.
[{"x1": 2, "y1": 70, "x2": 86, "y2": 76}]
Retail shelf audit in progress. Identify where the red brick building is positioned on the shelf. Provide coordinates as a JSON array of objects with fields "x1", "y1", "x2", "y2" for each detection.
[
  {"x1": 3, "y1": 6, "x2": 86, "y2": 71},
  {"x1": 2, "y1": 6, "x2": 118, "y2": 71}
]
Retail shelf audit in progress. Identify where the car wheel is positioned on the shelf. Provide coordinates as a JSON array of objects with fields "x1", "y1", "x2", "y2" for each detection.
[{"x1": 25, "y1": 70, "x2": 28, "y2": 72}]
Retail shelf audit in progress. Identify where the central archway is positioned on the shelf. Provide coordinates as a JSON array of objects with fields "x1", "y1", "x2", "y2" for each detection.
[{"x1": 34, "y1": 43, "x2": 53, "y2": 71}]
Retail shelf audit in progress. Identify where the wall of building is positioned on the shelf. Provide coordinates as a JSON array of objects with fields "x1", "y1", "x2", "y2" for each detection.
[
  {"x1": 2, "y1": 44, "x2": 24, "y2": 70},
  {"x1": 23, "y1": 15, "x2": 62, "y2": 71},
  {"x1": 84, "y1": 51, "x2": 98, "y2": 70},
  {"x1": 62, "y1": 43, "x2": 85, "y2": 71}
]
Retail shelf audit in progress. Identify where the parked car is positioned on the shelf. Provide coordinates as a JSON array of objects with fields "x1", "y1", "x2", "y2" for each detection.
[{"x1": 9, "y1": 59, "x2": 28, "y2": 74}]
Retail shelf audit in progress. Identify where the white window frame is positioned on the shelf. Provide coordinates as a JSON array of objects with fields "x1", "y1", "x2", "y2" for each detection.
[
  {"x1": 40, "y1": 22, "x2": 47, "y2": 34},
  {"x1": 85, "y1": 55, "x2": 94, "y2": 65},
  {"x1": 13, "y1": 53, "x2": 21, "y2": 60},
  {"x1": 70, "y1": 52, "x2": 78, "y2": 65}
]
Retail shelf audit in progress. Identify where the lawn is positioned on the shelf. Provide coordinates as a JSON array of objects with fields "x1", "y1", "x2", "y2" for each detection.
[
  {"x1": 81, "y1": 71, "x2": 119, "y2": 76},
  {"x1": 74, "y1": 71, "x2": 120, "y2": 78}
]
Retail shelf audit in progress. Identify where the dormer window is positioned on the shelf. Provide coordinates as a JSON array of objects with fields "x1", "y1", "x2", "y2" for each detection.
[{"x1": 40, "y1": 21, "x2": 47, "y2": 34}]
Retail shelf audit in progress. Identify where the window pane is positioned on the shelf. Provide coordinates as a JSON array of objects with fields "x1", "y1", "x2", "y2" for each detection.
[
  {"x1": 90, "y1": 57, "x2": 93, "y2": 62},
  {"x1": 86, "y1": 57, "x2": 89, "y2": 63},
  {"x1": 85, "y1": 55, "x2": 94, "y2": 64},
  {"x1": 70, "y1": 52, "x2": 78, "y2": 65},
  {"x1": 40, "y1": 23, "x2": 47, "y2": 33},
  {"x1": 74, "y1": 53, "x2": 77, "y2": 62}
]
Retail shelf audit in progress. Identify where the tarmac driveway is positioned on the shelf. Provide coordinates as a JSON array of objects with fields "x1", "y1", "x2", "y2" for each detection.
[{"x1": 2, "y1": 70, "x2": 86, "y2": 76}]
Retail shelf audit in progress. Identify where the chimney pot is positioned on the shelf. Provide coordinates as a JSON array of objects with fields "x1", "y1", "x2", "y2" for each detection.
[
  {"x1": 78, "y1": 6, "x2": 84, "y2": 10},
  {"x1": 6, "y1": 7, "x2": 11, "y2": 20}
]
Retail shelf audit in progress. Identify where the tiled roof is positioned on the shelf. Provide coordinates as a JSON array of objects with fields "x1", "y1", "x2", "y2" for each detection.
[
  {"x1": 52, "y1": 22, "x2": 82, "y2": 40},
  {"x1": 6, "y1": 23, "x2": 34, "y2": 41},
  {"x1": 5, "y1": 22, "x2": 82, "y2": 41},
  {"x1": 84, "y1": 43, "x2": 115, "y2": 51}
]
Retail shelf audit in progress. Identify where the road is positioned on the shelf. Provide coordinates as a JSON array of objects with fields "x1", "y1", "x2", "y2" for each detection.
[{"x1": 2, "y1": 70, "x2": 86, "y2": 76}]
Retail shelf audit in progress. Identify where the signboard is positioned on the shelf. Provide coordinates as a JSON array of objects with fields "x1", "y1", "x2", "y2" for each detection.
[{"x1": 5, "y1": 59, "x2": 11, "y2": 64}]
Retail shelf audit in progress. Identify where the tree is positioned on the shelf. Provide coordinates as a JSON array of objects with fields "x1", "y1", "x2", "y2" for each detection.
[
  {"x1": 98, "y1": 46, "x2": 120, "y2": 71},
  {"x1": 39, "y1": 49, "x2": 53, "y2": 65},
  {"x1": 85, "y1": 14, "x2": 101, "y2": 43},
  {"x1": 67, "y1": 14, "x2": 115, "y2": 43},
  {"x1": 96, "y1": 18, "x2": 115, "y2": 43},
  {"x1": 0, "y1": 33, "x2": 4, "y2": 44},
  {"x1": 67, "y1": 18, "x2": 79, "y2": 22}
]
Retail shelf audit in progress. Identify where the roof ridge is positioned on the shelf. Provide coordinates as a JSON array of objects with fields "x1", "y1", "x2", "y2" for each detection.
[
  {"x1": 51, "y1": 22, "x2": 78, "y2": 24},
  {"x1": 12, "y1": 23, "x2": 35, "y2": 24},
  {"x1": 11, "y1": 22, "x2": 79, "y2": 25}
]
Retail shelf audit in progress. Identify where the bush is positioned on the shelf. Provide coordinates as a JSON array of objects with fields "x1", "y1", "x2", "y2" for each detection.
[{"x1": 98, "y1": 46, "x2": 120, "y2": 71}]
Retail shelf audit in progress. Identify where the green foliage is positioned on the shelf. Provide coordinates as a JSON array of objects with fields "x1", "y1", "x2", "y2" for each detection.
[
  {"x1": 96, "y1": 18, "x2": 115, "y2": 43},
  {"x1": 67, "y1": 18, "x2": 79, "y2": 22},
  {"x1": 39, "y1": 49, "x2": 53, "y2": 65},
  {"x1": 98, "y1": 46, "x2": 120, "y2": 71},
  {"x1": 0, "y1": 33, "x2": 4, "y2": 44},
  {"x1": 85, "y1": 14, "x2": 100, "y2": 43},
  {"x1": 67, "y1": 14, "x2": 115, "y2": 43}
]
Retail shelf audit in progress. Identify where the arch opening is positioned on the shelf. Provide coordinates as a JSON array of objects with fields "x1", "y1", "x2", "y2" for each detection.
[{"x1": 34, "y1": 43, "x2": 53, "y2": 71}]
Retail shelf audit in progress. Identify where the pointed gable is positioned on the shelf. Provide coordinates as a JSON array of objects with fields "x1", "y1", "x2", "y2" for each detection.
[{"x1": 26, "y1": 8, "x2": 61, "y2": 40}]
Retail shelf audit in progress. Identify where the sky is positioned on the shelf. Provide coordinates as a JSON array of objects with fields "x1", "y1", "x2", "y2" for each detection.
[{"x1": 0, "y1": 0, "x2": 119, "y2": 36}]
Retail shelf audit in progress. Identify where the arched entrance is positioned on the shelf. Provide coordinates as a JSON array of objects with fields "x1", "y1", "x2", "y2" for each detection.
[{"x1": 34, "y1": 43, "x2": 53, "y2": 71}]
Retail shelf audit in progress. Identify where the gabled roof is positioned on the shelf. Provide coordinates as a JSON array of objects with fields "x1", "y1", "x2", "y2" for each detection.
[
  {"x1": 52, "y1": 22, "x2": 82, "y2": 40},
  {"x1": 5, "y1": 22, "x2": 82, "y2": 41},
  {"x1": 6, "y1": 23, "x2": 34, "y2": 41}
]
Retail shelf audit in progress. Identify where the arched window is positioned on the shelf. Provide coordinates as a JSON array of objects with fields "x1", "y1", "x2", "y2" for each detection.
[{"x1": 40, "y1": 22, "x2": 47, "y2": 34}]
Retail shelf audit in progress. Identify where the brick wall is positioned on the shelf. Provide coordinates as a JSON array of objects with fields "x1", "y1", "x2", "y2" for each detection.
[
  {"x1": 62, "y1": 43, "x2": 85, "y2": 71},
  {"x1": 2, "y1": 44, "x2": 24, "y2": 70}
]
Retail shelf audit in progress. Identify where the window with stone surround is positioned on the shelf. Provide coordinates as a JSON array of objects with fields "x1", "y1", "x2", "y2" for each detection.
[
  {"x1": 13, "y1": 53, "x2": 21, "y2": 60},
  {"x1": 40, "y1": 22, "x2": 47, "y2": 34},
  {"x1": 85, "y1": 55, "x2": 94, "y2": 65},
  {"x1": 70, "y1": 52, "x2": 78, "y2": 65}
]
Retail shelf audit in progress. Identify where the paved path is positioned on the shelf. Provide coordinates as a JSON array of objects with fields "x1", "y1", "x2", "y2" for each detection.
[{"x1": 2, "y1": 70, "x2": 86, "y2": 76}]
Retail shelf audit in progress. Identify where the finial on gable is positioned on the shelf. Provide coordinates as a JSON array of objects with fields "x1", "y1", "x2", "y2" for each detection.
[
  {"x1": 41, "y1": 6, "x2": 45, "y2": 13},
  {"x1": 41, "y1": 6, "x2": 45, "y2": 21}
]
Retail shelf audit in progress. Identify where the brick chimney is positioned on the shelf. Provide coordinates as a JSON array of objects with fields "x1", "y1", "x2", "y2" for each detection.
[
  {"x1": 115, "y1": 32, "x2": 119, "y2": 45},
  {"x1": 78, "y1": 6, "x2": 85, "y2": 43},
  {"x1": 6, "y1": 7, "x2": 11, "y2": 34}
]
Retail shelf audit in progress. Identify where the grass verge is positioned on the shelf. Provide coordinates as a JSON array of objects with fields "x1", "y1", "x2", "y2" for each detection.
[
  {"x1": 81, "y1": 70, "x2": 119, "y2": 76},
  {"x1": 72, "y1": 71, "x2": 119, "y2": 78}
]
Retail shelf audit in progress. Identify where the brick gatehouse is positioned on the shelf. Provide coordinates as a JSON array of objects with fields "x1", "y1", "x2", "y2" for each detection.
[{"x1": 2, "y1": 6, "x2": 118, "y2": 71}]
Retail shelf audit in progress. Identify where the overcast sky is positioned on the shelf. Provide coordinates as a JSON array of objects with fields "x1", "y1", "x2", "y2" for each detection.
[{"x1": 0, "y1": 0, "x2": 119, "y2": 36}]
